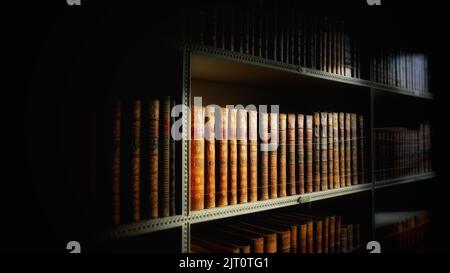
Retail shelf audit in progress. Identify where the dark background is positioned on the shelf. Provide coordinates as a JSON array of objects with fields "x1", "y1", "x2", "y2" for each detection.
[{"x1": 7, "y1": 0, "x2": 448, "y2": 252}]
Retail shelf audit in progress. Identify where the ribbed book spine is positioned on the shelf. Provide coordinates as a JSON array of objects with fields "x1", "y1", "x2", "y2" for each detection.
[
  {"x1": 351, "y1": 113, "x2": 358, "y2": 185},
  {"x1": 313, "y1": 113, "x2": 321, "y2": 192},
  {"x1": 333, "y1": 113, "x2": 340, "y2": 188},
  {"x1": 327, "y1": 112, "x2": 334, "y2": 189},
  {"x1": 306, "y1": 115, "x2": 313, "y2": 193},
  {"x1": 339, "y1": 113, "x2": 345, "y2": 188},
  {"x1": 248, "y1": 110, "x2": 258, "y2": 202},
  {"x1": 336, "y1": 215, "x2": 342, "y2": 253},
  {"x1": 169, "y1": 100, "x2": 176, "y2": 216},
  {"x1": 297, "y1": 114, "x2": 305, "y2": 194},
  {"x1": 278, "y1": 114, "x2": 287, "y2": 197},
  {"x1": 161, "y1": 97, "x2": 171, "y2": 217},
  {"x1": 112, "y1": 100, "x2": 121, "y2": 225},
  {"x1": 191, "y1": 106, "x2": 205, "y2": 211},
  {"x1": 269, "y1": 113, "x2": 278, "y2": 198},
  {"x1": 205, "y1": 106, "x2": 216, "y2": 209},
  {"x1": 323, "y1": 217, "x2": 329, "y2": 253},
  {"x1": 149, "y1": 100, "x2": 159, "y2": 219},
  {"x1": 237, "y1": 109, "x2": 248, "y2": 204},
  {"x1": 320, "y1": 112, "x2": 328, "y2": 191},
  {"x1": 287, "y1": 114, "x2": 296, "y2": 196},
  {"x1": 131, "y1": 100, "x2": 141, "y2": 222},
  {"x1": 345, "y1": 113, "x2": 351, "y2": 187},
  {"x1": 315, "y1": 220, "x2": 323, "y2": 253},
  {"x1": 259, "y1": 112, "x2": 269, "y2": 200},
  {"x1": 329, "y1": 216, "x2": 336, "y2": 253},
  {"x1": 228, "y1": 109, "x2": 238, "y2": 205},
  {"x1": 358, "y1": 115, "x2": 365, "y2": 184},
  {"x1": 217, "y1": 108, "x2": 228, "y2": 207}
]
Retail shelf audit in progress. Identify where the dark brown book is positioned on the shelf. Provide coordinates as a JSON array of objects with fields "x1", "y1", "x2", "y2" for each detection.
[
  {"x1": 323, "y1": 216, "x2": 330, "y2": 253},
  {"x1": 130, "y1": 100, "x2": 141, "y2": 222},
  {"x1": 217, "y1": 226, "x2": 264, "y2": 253},
  {"x1": 260, "y1": 217, "x2": 298, "y2": 253},
  {"x1": 278, "y1": 114, "x2": 287, "y2": 197},
  {"x1": 161, "y1": 97, "x2": 171, "y2": 217},
  {"x1": 347, "y1": 224, "x2": 354, "y2": 251},
  {"x1": 191, "y1": 236, "x2": 240, "y2": 253},
  {"x1": 305, "y1": 115, "x2": 313, "y2": 193},
  {"x1": 351, "y1": 114, "x2": 358, "y2": 185},
  {"x1": 169, "y1": 100, "x2": 176, "y2": 216},
  {"x1": 345, "y1": 113, "x2": 351, "y2": 187},
  {"x1": 329, "y1": 216, "x2": 336, "y2": 253},
  {"x1": 285, "y1": 213, "x2": 322, "y2": 253},
  {"x1": 287, "y1": 114, "x2": 296, "y2": 196},
  {"x1": 328, "y1": 112, "x2": 334, "y2": 189},
  {"x1": 320, "y1": 112, "x2": 328, "y2": 191},
  {"x1": 229, "y1": 222, "x2": 277, "y2": 253},
  {"x1": 228, "y1": 109, "x2": 238, "y2": 205},
  {"x1": 341, "y1": 226, "x2": 348, "y2": 253},
  {"x1": 267, "y1": 216, "x2": 302, "y2": 253},
  {"x1": 358, "y1": 116, "x2": 365, "y2": 184},
  {"x1": 336, "y1": 215, "x2": 342, "y2": 253},
  {"x1": 339, "y1": 113, "x2": 345, "y2": 187},
  {"x1": 149, "y1": 100, "x2": 159, "y2": 219},
  {"x1": 313, "y1": 113, "x2": 321, "y2": 192},
  {"x1": 237, "y1": 109, "x2": 248, "y2": 204},
  {"x1": 278, "y1": 213, "x2": 314, "y2": 253},
  {"x1": 269, "y1": 113, "x2": 278, "y2": 198},
  {"x1": 112, "y1": 100, "x2": 121, "y2": 225},
  {"x1": 191, "y1": 105, "x2": 204, "y2": 211},
  {"x1": 248, "y1": 110, "x2": 258, "y2": 202},
  {"x1": 217, "y1": 108, "x2": 228, "y2": 207},
  {"x1": 205, "y1": 106, "x2": 216, "y2": 209},
  {"x1": 242, "y1": 220, "x2": 291, "y2": 253},
  {"x1": 259, "y1": 112, "x2": 269, "y2": 200},
  {"x1": 297, "y1": 114, "x2": 305, "y2": 194},
  {"x1": 333, "y1": 113, "x2": 340, "y2": 188},
  {"x1": 195, "y1": 230, "x2": 250, "y2": 254}
]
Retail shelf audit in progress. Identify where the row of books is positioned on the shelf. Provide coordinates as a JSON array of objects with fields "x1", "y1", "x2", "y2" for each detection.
[
  {"x1": 191, "y1": 211, "x2": 361, "y2": 253},
  {"x1": 191, "y1": 106, "x2": 367, "y2": 211},
  {"x1": 374, "y1": 124, "x2": 432, "y2": 181},
  {"x1": 180, "y1": 1, "x2": 361, "y2": 78},
  {"x1": 370, "y1": 50, "x2": 429, "y2": 93},
  {"x1": 110, "y1": 98, "x2": 177, "y2": 225},
  {"x1": 377, "y1": 211, "x2": 429, "y2": 253}
]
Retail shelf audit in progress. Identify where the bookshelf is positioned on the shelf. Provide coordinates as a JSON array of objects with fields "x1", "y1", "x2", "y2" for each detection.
[{"x1": 99, "y1": 44, "x2": 435, "y2": 253}]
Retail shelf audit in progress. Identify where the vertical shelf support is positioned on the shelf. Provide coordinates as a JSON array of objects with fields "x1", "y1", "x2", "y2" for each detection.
[{"x1": 370, "y1": 88, "x2": 376, "y2": 241}]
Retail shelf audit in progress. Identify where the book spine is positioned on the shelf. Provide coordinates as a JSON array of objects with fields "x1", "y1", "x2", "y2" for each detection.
[
  {"x1": 333, "y1": 113, "x2": 340, "y2": 188},
  {"x1": 313, "y1": 113, "x2": 321, "y2": 192},
  {"x1": 269, "y1": 113, "x2": 279, "y2": 198},
  {"x1": 161, "y1": 97, "x2": 171, "y2": 217},
  {"x1": 249, "y1": 110, "x2": 258, "y2": 202},
  {"x1": 328, "y1": 112, "x2": 334, "y2": 189},
  {"x1": 131, "y1": 100, "x2": 141, "y2": 222},
  {"x1": 287, "y1": 114, "x2": 296, "y2": 196},
  {"x1": 306, "y1": 115, "x2": 314, "y2": 193},
  {"x1": 170, "y1": 100, "x2": 176, "y2": 216},
  {"x1": 330, "y1": 216, "x2": 336, "y2": 253},
  {"x1": 351, "y1": 113, "x2": 358, "y2": 185},
  {"x1": 358, "y1": 115, "x2": 365, "y2": 184},
  {"x1": 149, "y1": 100, "x2": 159, "y2": 219},
  {"x1": 323, "y1": 217, "x2": 329, "y2": 253},
  {"x1": 339, "y1": 113, "x2": 345, "y2": 187},
  {"x1": 205, "y1": 106, "x2": 216, "y2": 209},
  {"x1": 320, "y1": 112, "x2": 328, "y2": 191},
  {"x1": 112, "y1": 100, "x2": 121, "y2": 225},
  {"x1": 298, "y1": 224, "x2": 307, "y2": 254},
  {"x1": 297, "y1": 114, "x2": 305, "y2": 194},
  {"x1": 336, "y1": 215, "x2": 341, "y2": 253},
  {"x1": 345, "y1": 113, "x2": 351, "y2": 187},
  {"x1": 307, "y1": 221, "x2": 314, "y2": 253},
  {"x1": 191, "y1": 106, "x2": 205, "y2": 211},
  {"x1": 341, "y1": 227, "x2": 348, "y2": 252},
  {"x1": 259, "y1": 112, "x2": 269, "y2": 200},
  {"x1": 347, "y1": 224, "x2": 354, "y2": 251},
  {"x1": 237, "y1": 109, "x2": 248, "y2": 204},
  {"x1": 217, "y1": 108, "x2": 228, "y2": 207},
  {"x1": 315, "y1": 220, "x2": 323, "y2": 253},
  {"x1": 278, "y1": 114, "x2": 287, "y2": 197},
  {"x1": 228, "y1": 109, "x2": 238, "y2": 205}
]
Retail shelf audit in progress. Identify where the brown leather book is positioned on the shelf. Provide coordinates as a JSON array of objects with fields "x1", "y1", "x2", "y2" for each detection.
[
  {"x1": 196, "y1": 229, "x2": 251, "y2": 253},
  {"x1": 217, "y1": 108, "x2": 228, "y2": 207},
  {"x1": 248, "y1": 110, "x2": 258, "y2": 202},
  {"x1": 228, "y1": 109, "x2": 238, "y2": 205},
  {"x1": 358, "y1": 115, "x2": 365, "y2": 184},
  {"x1": 169, "y1": 99, "x2": 176, "y2": 216},
  {"x1": 345, "y1": 113, "x2": 351, "y2": 187},
  {"x1": 217, "y1": 227, "x2": 264, "y2": 253},
  {"x1": 287, "y1": 114, "x2": 296, "y2": 196},
  {"x1": 149, "y1": 100, "x2": 159, "y2": 219},
  {"x1": 278, "y1": 114, "x2": 287, "y2": 197},
  {"x1": 282, "y1": 213, "x2": 319, "y2": 253},
  {"x1": 131, "y1": 100, "x2": 141, "y2": 222},
  {"x1": 347, "y1": 224, "x2": 354, "y2": 251},
  {"x1": 351, "y1": 114, "x2": 358, "y2": 185},
  {"x1": 306, "y1": 115, "x2": 313, "y2": 193},
  {"x1": 161, "y1": 97, "x2": 171, "y2": 217},
  {"x1": 341, "y1": 226, "x2": 348, "y2": 253},
  {"x1": 237, "y1": 109, "x2": 248, "y2": 204},
  {"x1": 205, "y1": 106, "x2": 216, "y2": 209},
  {"x1": 242, "y1": 220, "x2": 291, "y2": 253},
  {"x1": 297, "y1": 114, "x2": 305, "y2": 194},
  {"x1": 320, "y1": 112, "x2": 328, "y2": 191},
  {"x1": 277, "y1": 213, "x2": 313, "y2": 253},
  {"x1": 323, "y1": 216, "x2": 330, "y2": 253},
  {"x1": 339, "y1": 113, "x2": 345, "y2": 187},
  {"x1": 313, "y1": 113, "x2": 321, "y2": 192},
  {"x1": 328, "y1": 112, "x2": 334, "y2": 189},
  {"x1": 229, "y1": 222, "x2": 277, "y2": 253},
  {"x1": 259, "y1": 112, "x2": 269, "y2": 200},
  {"x1": 259, "y1": 217, "x2": 297, "y2": 253},
  {"x1": 191, "y1": 236, "x2": 240, "y2": 253},
  {"x1": 269, "y1": 113, "x2": 278, "y2": 199},
  {"x1": 191, "y1": 105, "x2": 204, "y2": 211},
  {"x1": 336, "y1": 215, "x2": 341, "y2": 253},
  {"x1": 112, "y1": 100, "x2": 121, "y2": 225},
  {"x1": 329, "y1": 216, "x2": 336, "y2": 253},
  {"x1": 333, "y1": 113, "x2": 340, "y2": 188}
]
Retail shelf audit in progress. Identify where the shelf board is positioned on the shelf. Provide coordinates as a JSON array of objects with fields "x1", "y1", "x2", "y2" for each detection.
[
  {"x1": 175, "y1": 43, "x2": 433, "y2": 100},
  {"x1": 374, "y1": 172, "x2": 436, "y2": 190}
]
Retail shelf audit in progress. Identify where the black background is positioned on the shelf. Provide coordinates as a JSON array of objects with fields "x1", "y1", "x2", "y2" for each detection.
[{"x1": 7, "y1": 0, "x2": 449, "y2": 253}]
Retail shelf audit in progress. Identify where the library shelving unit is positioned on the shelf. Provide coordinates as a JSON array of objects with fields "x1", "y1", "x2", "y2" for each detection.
[{"x1": 100, "y1": 43, "x2": 435, "y2": 253}]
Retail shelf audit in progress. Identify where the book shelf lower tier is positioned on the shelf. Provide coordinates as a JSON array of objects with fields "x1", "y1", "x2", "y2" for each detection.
[{"x1": 103, "y1": 172, "x2": 435, "y2": 240}]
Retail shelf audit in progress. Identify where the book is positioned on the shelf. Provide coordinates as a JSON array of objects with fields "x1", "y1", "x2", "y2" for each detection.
[
  {"x1": 191, "y1": 105, "x2": 204, "y2": 211},
  {"x1": 287, "y1": 114, "x2": 296, "y2": 196},
  {"x1": 278, "y1": 114, "x2": 287, "y2": 197},
  {"x1": 296, "y1": 114, "x2": 305, "y2": 194},
  {"x1": 351, "y1": 113, "x2": 358, "y2": 185},
  {"x1": 269, "y1": 113, "x2": 278, "y2": 198},
  {"x1": 242, "y1": 220, "x2": 291, "y2": 253},
  {"x1": 230, "y1": 222, "x2": 277, "y2": 253},
  {"x1": 191, "y1": 236, "x2": 240, "y2": 253},
  {"x1": 320, "y1": 112, "x2": 328, "y2": 191},
  {"x1": 112, "y1": 100, "x2": 121, "y2": 225},
  {"x1": 161, "y1": 97, "x2": 171, "y2": 217},
  {"x1": 149, "y1": 100, "x2": 159, "y2": 219},
  {"x1": 327, "y1": 112, "x2": 334, "y2": 189},
  {"x1": 336, "y1": 215, "x2": 341, "y2": 253},
  {"x1": 313, "y1": 113, "x2": 321, "y2": 192},
  {"x1": 205, "y1": 106, "x2": 216, "y2": 209},
  {"x1": 218, "y1": 226, "x2": 264, "y2": 253},
  {"x1": 217, "y1": 108, "x2": 228, "y2": 207},
  {"x1": 339, "y1": 113, "x2": 345, "y2": 187},
  {"x1": 237, "y1": 109, "x2": 248, "y2": 204},
  {"x1": 358, "y1": 115, "x2": 365, "y2": 184},
  {"x1": 259, "y1": 112, "x2": 269, "y2": 200},
  {"x1": 345, "y1": 113, "x2": 351, "y2": 187},
  {"x1": 329, "y1": 216, "x2": 336, "y2": 253},
  {"x1": 305, "y1": 115, "x2": 313, "y2": 193},
  {"x1": 248, "y1": 110, "x2": 258, "y2": 202},
  {"x1": 332, "y1": 113, "x2": 340, "y2": 188},
  {"x1": 228, "y1": 109, "x2": 238, "y2": 205},
  {"x1": 130, "y1": 100, "x2": 141, "y2": 222}
]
